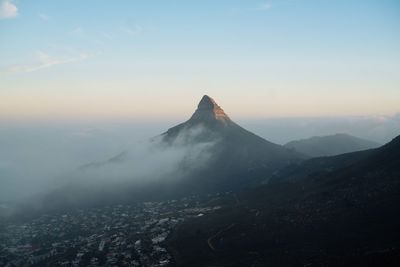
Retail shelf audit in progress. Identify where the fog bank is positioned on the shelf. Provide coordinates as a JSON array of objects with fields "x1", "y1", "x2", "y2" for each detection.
[{"x1": 1, "y1": 114, "x2": 399, "y2": 202}]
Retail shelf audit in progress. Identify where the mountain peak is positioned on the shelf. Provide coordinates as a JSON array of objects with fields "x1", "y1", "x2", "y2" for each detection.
[
  {"x1": 189, "y1": 95, "x2": 231, "y2": 125},
  {"x1": 161, "y1": 95, "x2": 304, "y2": 193},
  {"x1": 197, "y1": 95, "x2": 218, "y2": 110}
]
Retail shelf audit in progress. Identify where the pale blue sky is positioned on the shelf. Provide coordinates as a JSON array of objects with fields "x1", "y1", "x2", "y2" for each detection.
[{"x1": 1, "y1": 0, "x2": 399, "y2": 119}]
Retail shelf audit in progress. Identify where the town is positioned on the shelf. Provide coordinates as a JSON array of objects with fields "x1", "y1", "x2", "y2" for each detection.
[{"x1": 0, "y1": 194, "x2": 224, "y2": 267}]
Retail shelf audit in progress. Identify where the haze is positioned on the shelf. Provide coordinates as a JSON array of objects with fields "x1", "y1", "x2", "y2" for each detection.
[{"x1": 1, "y1": 114, "x2": 399, "y2": 202}]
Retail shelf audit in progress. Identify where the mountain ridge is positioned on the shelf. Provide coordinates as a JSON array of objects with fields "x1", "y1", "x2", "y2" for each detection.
[{"x1": 284, "y1": 133, "x2": 380, "y2": 157}]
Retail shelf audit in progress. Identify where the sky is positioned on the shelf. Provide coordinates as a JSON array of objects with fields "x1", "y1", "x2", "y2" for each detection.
[
  {"x1": 0, "y1": 0, "x2": 400, "y2": 120},
  {"x1": 1, "y1": 0, "x2": 400, "y2": 202}
]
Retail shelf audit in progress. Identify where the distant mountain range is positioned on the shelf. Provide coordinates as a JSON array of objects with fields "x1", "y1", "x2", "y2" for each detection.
[{"x1": 284, "y1": 133, "x2": 380, "y2": 157}]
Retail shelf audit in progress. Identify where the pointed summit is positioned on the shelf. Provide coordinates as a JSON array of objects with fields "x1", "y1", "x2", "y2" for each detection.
[
  {"x1": 162, "y1": 95, "x2": 233, "y2": 143},
  {"x1": 161, "y1": 95, "x2": 304, "y2": 193},
  {"x1": 197, "y1": 95, "x2": 219, "y2": 110},
  {"x1": 189, "y1": 95, "x2": 231, "y2": 125}
]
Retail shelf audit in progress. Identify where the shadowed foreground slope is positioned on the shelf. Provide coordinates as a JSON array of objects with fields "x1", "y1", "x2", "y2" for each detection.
[{"x1": 168, "y1": 135, "x2": 400, "y2": 266}]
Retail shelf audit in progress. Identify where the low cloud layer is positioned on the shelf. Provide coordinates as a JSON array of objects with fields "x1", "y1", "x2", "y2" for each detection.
[
  {"x1": 75, "y1": 125, "x2": 216, "y2": 186},
  {"x1": 0, "y1": 121, "x2": 216, "y2": 203},
  {"x1": 0, "y1": 115, "x2": 399, "y2": 204}
]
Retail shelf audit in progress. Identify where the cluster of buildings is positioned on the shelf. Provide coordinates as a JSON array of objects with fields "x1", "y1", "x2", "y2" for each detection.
[{"x1": 0, "y1": 195, "x2": 223, "y2": 267}]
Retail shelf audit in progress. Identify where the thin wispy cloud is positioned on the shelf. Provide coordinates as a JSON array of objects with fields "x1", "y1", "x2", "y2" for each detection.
[
  {"x1": 38, "y1": 13, "x2": 50, "y2": 21},
  {"x1": 255, "y1": 2, "x2": 272, "y2": 11},
  {"x1": 69, "y1": 26, "x2": 84, "y2": 36},
  {"x1": 0, "y1": 0, "x2": 18, "y2": 19},
  {"x1": 230, "y1": 2, "x2": 273, "y2": 14},
  {"x1": 7, "y1": 51, "x2": 92, "y2": 74},
  {"x1": 101, "y1": 32, "x2": 114, "y2": 40},
  {"x1": 121, "y1": 24, "x2": 143, "y2": 36}
]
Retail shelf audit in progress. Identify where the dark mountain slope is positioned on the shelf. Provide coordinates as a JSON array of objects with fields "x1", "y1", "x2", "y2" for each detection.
[
  {"x1": 272, "y1": 134, "x2": 399, "y2": 183},
  {"x1": 160, "y1": 95, "x2": 306, "y2": 192},
  {"x1": 169, "y1": 135, "x2": 400, "y2": 266},
  {"x1": 285, "y1": 133, "x2": 380, "y2": 157}
]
